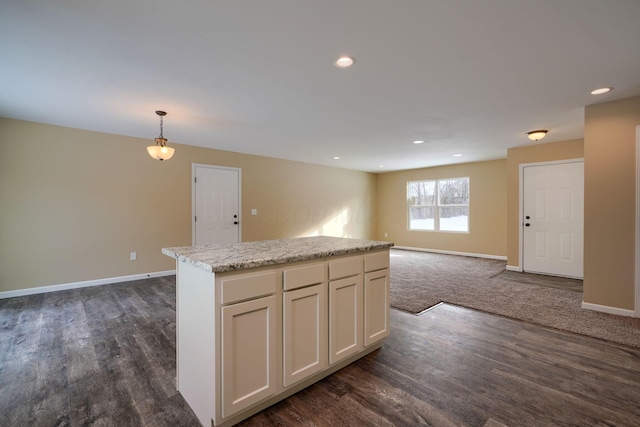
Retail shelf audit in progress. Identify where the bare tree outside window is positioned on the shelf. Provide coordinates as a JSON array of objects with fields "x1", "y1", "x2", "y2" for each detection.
[{"x1": 408, "y1": 177, "x2": 469, "y2": 232}]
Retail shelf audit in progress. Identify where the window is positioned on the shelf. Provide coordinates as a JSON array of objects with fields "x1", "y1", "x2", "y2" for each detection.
[{"x1": 408, "y1": 177, "x2": 469, "y2": 232}]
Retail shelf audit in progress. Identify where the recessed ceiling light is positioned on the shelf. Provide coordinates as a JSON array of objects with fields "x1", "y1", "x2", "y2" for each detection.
[
  {"x1": 590, "y1": 87, "x2": 613, "y2": 95},
  {"x1": 334, "y1": 56, "x2": 355, "y2": 68},
  {"x1": 379, "y1": 165, "x2": 385, "y2": 168},
  {"x1": 453, "y1": 154, "x2": 462, "y2": 157},
  {"x1": 412, "y1": 140, "x2": 424, "y2": 144},
  {"x1": 333, "y1": 156, "x2": 340, "y2": 160}
]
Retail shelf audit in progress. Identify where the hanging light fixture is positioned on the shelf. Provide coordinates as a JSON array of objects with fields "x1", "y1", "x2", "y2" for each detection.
[
  {"x1": 147, "y1": 110, "x2": 175, "y2": 161},
  {"x1": 526, "y1": 130, "x2": 548, "y2": 141}
]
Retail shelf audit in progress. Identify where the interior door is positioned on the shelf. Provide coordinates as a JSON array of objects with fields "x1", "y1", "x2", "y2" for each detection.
[
  {"x1": 193, "y1": 165, "x2": 240, "y2": 245},
  {"x1": 523, "y1": 161, "x2": 584, "y2": 278}
]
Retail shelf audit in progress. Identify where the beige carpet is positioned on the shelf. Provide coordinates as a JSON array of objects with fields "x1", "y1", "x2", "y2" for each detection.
[{"x1": 390, "y1": 249, "x2": 640, "y2": 348}]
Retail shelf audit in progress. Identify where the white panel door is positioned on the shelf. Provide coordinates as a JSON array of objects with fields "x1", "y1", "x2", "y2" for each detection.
[
  {"x1": 523, "y1": 161, "x2": 584, "y2": 278},
  {"x1": 194, "y1": 165, "x2": 240, "y2": 245}
]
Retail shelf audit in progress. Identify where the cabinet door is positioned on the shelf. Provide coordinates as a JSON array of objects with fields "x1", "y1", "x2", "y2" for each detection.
[
  {"x1": 221, "y1": 295, "x2": 277, "y2": 419},
  {"x1": 364, "y1": 269, "x2": 390, "y2": 346},
  {"x1": 283, "y1": 284, "x2": 327, "y2": 387},
  {"x1": 328, "y1": 275, "x2": 363, "y2": 365}
]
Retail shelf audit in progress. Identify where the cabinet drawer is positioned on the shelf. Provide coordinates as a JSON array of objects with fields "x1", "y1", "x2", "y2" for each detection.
[
  {"x1": 364, "y1": 251, "x2": 389, "y2": 272},
  {"x1": 329, "y1": 256, "x2": 362, "y2": 280},
  {"x1": 283, "y1": 263, "x2": 325, "y2": 291},
  {"x1": 220, "y1": 271, "x2": 277, "y2": 305}
]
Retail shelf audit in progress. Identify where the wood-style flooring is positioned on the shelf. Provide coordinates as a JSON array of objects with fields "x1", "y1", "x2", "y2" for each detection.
[
  {"x1": 491, "y1": 270, "x2": 584, "y2": 293},
  {"x1": 1, "y1": 277, "x2": 639, "y2": 427}
]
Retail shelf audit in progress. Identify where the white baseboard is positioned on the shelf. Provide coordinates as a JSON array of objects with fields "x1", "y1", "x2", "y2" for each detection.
[
  {"x1": 0, "y1": 270, "x2": 176, "y2": 300},
  {"x1": 506, "y1": 265, "x2": 521, "y2": 272},
  {"x1": 581, "y1": 301, "x2": 636, "y2": 318},
  {"x1": 392, "y1": 245, "x2": 507, "y2": 261}
]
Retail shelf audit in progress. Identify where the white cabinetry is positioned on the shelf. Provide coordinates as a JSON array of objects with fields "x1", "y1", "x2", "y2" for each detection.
[
  {"x1": 282, "y1": 263, "x2": 327, "y2": 387},
  {"x1": 219, "y1": 271, "x2": 277, "y2": 419},
  {"x1": 221, "y1": 296, "x2": 277, "y2": 418},
  {"x1": 173, "y1": 247, "x2": 390, "y2": 427},
  {"x1": 363, "y1": 252, "x2": 390, "y2": 347},
  {"x1": 328, "y1": 256, "x2": 363, "y2": 365}
]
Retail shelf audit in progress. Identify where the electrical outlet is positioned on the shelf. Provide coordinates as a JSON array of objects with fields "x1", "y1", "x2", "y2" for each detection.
[
  {"x1": 130, "y1": 252, "x2": 137, "y2": 261},
  {"x1": 251, "y1": 208, "x2": 257, "y2": 215},
  {"x1": 384, "y1": 233, "x2": 388, "y2": 238}
]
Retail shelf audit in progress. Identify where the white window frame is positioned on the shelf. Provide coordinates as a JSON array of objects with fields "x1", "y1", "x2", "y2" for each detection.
[{"x1": 407, "y1": 177, "x2": 470, "y2": 233}]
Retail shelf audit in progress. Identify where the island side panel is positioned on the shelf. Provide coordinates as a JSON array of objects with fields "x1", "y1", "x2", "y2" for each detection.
[{"x1": 176, "y1": 261, "x2": 217, "y2": 426}]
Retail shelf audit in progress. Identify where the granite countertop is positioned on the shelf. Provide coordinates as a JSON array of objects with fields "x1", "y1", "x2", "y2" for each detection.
[{"x1": 162, "y1": 236, "x2": 393, "y2": 273}]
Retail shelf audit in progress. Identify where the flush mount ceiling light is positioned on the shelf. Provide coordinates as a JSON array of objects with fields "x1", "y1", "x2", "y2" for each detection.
[
  {"x1": 334, "y1": 55, "x2": 355, "y2": 68},
  {"x1": 147, "y1": 110, "x2": 175, "y2": 161},
  {"x1": 333, "y1": 156, "x2": 340, "y2": 160},
  {"x1": 526, "y1": 130, "x2": 548, "y2": 141},
  {"x1": 412, "y1": 140, "x2": 424, "y2": 144},
  {"x1": 453, "y1": 154, "x2": 463, "y2": 157},
  {"x1": 590, "y1": 87, "x2": 613, "y2": 95}
]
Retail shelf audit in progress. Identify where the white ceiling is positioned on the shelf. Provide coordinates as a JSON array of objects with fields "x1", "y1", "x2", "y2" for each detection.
[{"x1": 1, "y1": 1, "x2": 640, "y2": 173}]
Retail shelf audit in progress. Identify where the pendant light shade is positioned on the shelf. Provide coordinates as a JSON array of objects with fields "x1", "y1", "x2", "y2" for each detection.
[{"x1": 147, "y1": 111, "x2": 175, "y2": 161}]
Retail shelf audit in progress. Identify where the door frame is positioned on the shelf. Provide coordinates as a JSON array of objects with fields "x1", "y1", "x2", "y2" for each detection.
[
  {"x1": 517, "y1": 158, "x2": 584, "y2": 274},
  {"x1": 191, "y1": 163, "x2": 242, "y2": 246},
  {"x1": 635, "y1": 125, "x2": 640, "y2": 317}
]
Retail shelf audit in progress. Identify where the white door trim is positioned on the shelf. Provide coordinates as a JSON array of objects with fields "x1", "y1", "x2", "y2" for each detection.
[
  {"x1": 191, "y1": 163, "x2": 242, "y2": 246},
  {"x1": 636, "y1": 125, "x2": 640, "y2": 317},
  {"x1": 517, "y1": 158, "x2": 584, "y2": 273}
]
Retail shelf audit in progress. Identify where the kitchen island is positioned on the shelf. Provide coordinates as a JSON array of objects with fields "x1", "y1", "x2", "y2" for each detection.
[{"x1": 163, "y1": 236, "x2": 393, "y2": 427}]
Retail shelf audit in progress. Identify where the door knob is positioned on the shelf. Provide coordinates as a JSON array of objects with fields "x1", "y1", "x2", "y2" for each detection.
[
  {"x1": 234, "y1": 221, "x2": 238, "y2": 225},
  {"x1": 525, "y1": 223, "x2": 530, "y2": 227},
  {"x1": 233, "y1": 214, "x2": 238, "y2": 218},
  {"x1": 525, "y1": 215, "x2": 530, "y2": 219}
]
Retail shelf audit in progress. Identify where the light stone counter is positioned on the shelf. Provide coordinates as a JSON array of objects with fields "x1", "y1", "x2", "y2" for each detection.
[{"x1": 162, "y1": 236, "x2": 393, "y2": 273}]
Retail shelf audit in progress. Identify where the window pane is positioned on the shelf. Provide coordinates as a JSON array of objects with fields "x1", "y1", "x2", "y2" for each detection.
[
  {"x1": 409, "y1": 207, "x2": 434, "y2": 230},
  {"x1": 439, "y1": 207, "x2": 468, "y2": 231},
  {"x1": 438, "y1": 178, "x2": 469, "y2": 205},
  {"x1": 408, "y1": 181, "x2": 435, "y2": 205}
]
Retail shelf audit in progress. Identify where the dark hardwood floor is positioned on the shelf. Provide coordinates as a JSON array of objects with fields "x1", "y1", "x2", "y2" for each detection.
[{"x1": 1, "y1": 277, "x2": 639, "y2": 427}]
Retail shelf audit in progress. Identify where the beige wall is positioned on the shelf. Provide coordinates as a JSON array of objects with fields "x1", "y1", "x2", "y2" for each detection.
[
  {"x1": 0, "y1": 118, "x2": 377, "y2": 293},
  {"x1": 376, "y1": 159, "x2": 507, "y2": 257},
  {"x1": 4, "y1": 95, "x2": 639, "y2": 310},
  {"x1": 505, "y1": 139, "x2": 584, "y2": 267},
  {"x1": 584, "y1": 96, "x2": 640, "y2": 311}
]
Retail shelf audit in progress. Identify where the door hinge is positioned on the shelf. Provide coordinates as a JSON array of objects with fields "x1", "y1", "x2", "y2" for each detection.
[
  {"x1": 194, "y1": 216, "x2": 197, "y2": 222},
  {"x1": 194, "y1": 177, "x2": 197, "y2": 183}
]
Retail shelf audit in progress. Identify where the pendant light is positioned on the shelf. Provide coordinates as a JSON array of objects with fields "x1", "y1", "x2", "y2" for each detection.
[{"x1": 147, "y1": 110, "x2": 175, "y2": 161}]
